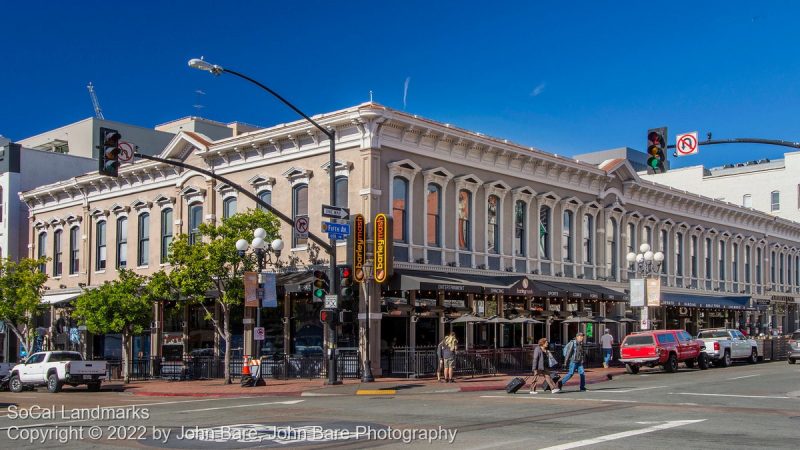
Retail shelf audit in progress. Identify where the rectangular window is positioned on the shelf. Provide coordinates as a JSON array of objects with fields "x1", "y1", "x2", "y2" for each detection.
[
  {"x1": 116, "y1": 217, "x2": 128, "y2": 269},
  {"x1": 626, "y1": 223, "x2": 636, "y2": 254},
  {"x1": 487, "y1": 195, "x2": 499, "y2": 254},
  {"x1": 691, "y1": 235, "x2": 698, "y2": 278},
  {"x1": 138, "y1": 213, "x2": 149, "y2": 267},
  {"x1": 222, "y1": 197, "x2": 237, "y2": 220},
  {"x1": 744, "y1": 246, "x2": 751, "y2": 283},
  {"x1": 96, "y1": 221, "x2": 107, "y2": 271},
  {"x1": 69, "y1": 227, "x2": 79, "y2": 274},
  {"x1": 780, "y1": 253, "x2": 785, "y2": 284},
  {"x1": 660, "y1": 229, "x2": 668, "y2": 274},
  {"x1": 675, "y1": 233, "x2": 683, "y2": 276},
  {"x1": 743, "y1": 194, "x2": 752, "y2": 208},
  {"x1": 719, "y1": 241, "x2": 726, "y2": 281},
  {"x1": 539, "y1": 207, "x2": 550, "y2": 259},
  {"x1": 161, "y1": 209, "x2": 173, "y2": 263},
  {"x1": 771, "y1": 251, "x2": 776, "y2": 283},
  {"x1": 514, "y1": 200, "x2": 525, "y2": 256},
  {"x1": 732, "y1": 243, "x2": 739, "y2": 282},
  {"x1": 189, "y1": 205, "x2": 203, "y2": 246},
  {"x1": 37, "y1": 233, "x2": 47, "y2": 274},
  {"x1": 53, "y1": 230, "x2": 63, "y2": 277},
  {"x1": 427, "y1": 184, "x2": 441, "y2": 247},
  {"x1": 705, "y1": 238, "x2": 712, "y2": 279},
  {"x1": 562, "y1": 211, "x2": 573, "y2": 262},
  {"x1": 582, "y1": 215, "x2": 593, "y2": 264},
  {"x1": 756, "y1": 248, "x2": 763, "y2": 285},
  {"x1": 771, "y1": 191, "x2": 780, "y2": 211},
  {"x1": 292, "y1": 185, "x2": 308, "y2": 247},
  {"x1": 392, "y1": 178, "x2": 408, "y2": 244},
  {"x1": 458, "y1": 190, "x2": 472, "y2": 251}
]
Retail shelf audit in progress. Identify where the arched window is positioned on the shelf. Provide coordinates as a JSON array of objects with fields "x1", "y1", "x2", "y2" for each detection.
[
  {"x1": 643, "y1": 225, "x2": 652, "y2": 247},
  {"x1": 770, "y1": 250, "x2": 776, "y2": 283},
  {"x1": 392, "y1": 177, "x2": 409, "y2": 243},
  {"x1": 780, "y1": 253, "x2": 785, "y2": 285},
  {"x1": 514, "y1": 200, "x2": 526, "y2": 256},
  {"x1": 675, "y1": 232, "x2": 684, "y2": 277},
  {"x1": 732, "y1": 243, "x2": 739, "y2": 283},
  {"x1": 116, "y1": 217, "x2": 128, "y2": 269},
  {"x1": 539, "y1": 206, "x2": 551, "y2": 259},
  {"x1": 458, "y1": 189, "x2": 472, "y2": 250},
  {"x1": 292, "y1": 184, "x2": 308, "y2": 247},
  {"x1": 96, "y1": 221, "x2": 106, "y2": 271},
  {"x1": 222, "y1": 197, "x2": 237, "y2": 220},
  {"x1": 189, "y1": 205, "x2": 202, "y2": 246},
  {"x1": 562, "y1": 210, "x2": 573, "y2": 262},
  {"x1": 53, "y1": 229, "x2": 63, "y2": 277},
  {"x1": 335, "y1": 177, "x2": 348, "y2": 208},
  {"x1": 582, "y1": 214, "x2": 593, "y2": 264},
  {"x1": 660, "y1": 229, "x2": 668, "y2": 274},
  {"x1": 626, "y1": 223, "x2": 636, "y2": 254},
  {"x1": 756, "y1": 247, "x2": 763, "y2": 285},
  {"x1": 137, "y1": 213, "x2": 150, "y2": 266},
  {"x1": 691, "y1": 236, "x2": 698, "y2": 278},
  {"x1": 161, "y1": 209, "x2": 173, "y2": 263},
  {"x1": 69, "y1": 226, "x2": 80, "y2": 274},
  {"x1": 427, "y1": 183, "x2": 441, "y2": 247},
  {"x1": 487, "y1": 195, "x2": 499, "y2": 254},
  {"x1": 37, "y1": 232, "x2": 47, "y2": 274},
  {"x1": 718, "y1": 241, "x2": 726, "y2": 281},
  {"x1": 705, "y1": 238, "x2": 712, "y2": 279},
  {"x1": 606, "y1": 218, "x2": 618, "y2": 278},
  {"x1": 257, "y1": 191, "x2": 272, "y2": 210}
]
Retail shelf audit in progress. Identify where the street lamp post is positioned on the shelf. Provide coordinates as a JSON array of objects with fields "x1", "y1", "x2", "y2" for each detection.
[
  {"x1": 626, "y1": 244, "x2": 665, "y2": 330},
  {"x1": 360, "y1": 259, "x2": 375, "y2": 382},
  {"x1": 191, "y1": 57, "x2": 341, "y2": 385},
  {"x1": 236, "y1": 228, "x2": 283, "y2": 385}
]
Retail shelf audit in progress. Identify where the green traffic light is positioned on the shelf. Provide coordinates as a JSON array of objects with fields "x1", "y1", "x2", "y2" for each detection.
[{"x1": 314, "y1": 288, "x2": 325, "y2": 298}]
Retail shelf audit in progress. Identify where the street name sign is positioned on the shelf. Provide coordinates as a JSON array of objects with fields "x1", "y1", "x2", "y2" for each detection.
[
  {"x1": 322, "y1": 221, "x2": 350, "y2": 235},
  {"x1": 321, "y1": 204, "x2": 350, "y2": 220}
]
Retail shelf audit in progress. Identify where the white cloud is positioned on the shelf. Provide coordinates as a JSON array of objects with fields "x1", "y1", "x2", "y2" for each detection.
[{"x1": 530, "y1": 82, "x2": 546, "y2": 97}]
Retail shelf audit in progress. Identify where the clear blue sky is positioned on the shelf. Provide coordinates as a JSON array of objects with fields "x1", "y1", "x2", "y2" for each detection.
[{"x1": 3, "y1": 1, "x2": 799, "y2": 169}]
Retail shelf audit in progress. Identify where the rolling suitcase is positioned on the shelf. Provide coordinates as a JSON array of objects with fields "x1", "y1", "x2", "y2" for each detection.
[
  {"x1": 505, "y1": 376, "x2": 529, "y2": 394},
  {"x1": 542, "y1": 373, "x2": 561, "y2": 391}
]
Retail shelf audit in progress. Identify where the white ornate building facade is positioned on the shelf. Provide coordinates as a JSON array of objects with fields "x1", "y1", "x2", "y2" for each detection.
[{"x1": 19, "y1": 103, "x2": 800, "y2": 368}]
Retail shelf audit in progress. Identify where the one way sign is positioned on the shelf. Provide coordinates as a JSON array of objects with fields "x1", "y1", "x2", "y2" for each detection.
[{"x1": 321, "y1": 204, "x2": 350, "y2": 220}]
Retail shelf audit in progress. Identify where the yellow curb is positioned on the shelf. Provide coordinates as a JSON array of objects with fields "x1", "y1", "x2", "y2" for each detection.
[{"x1": 356, "y1": 389, "x2": 397, "y2": 395}]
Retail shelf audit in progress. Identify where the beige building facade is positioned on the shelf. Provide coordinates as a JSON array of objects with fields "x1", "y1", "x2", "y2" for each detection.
[{"x1": 20, "y1": 103, "x2": 800, "y2": 371}]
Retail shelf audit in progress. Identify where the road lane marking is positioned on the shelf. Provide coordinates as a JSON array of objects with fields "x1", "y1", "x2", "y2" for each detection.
[
  {"x1": 480, "y1": 395, "x2": 638, "y2": 403},
  {"x1": 181, "y1": 399, "x2": 305, "y2": 413},
  {"x1": 601, "y1": 386, "x2": 667, "y2": 393},
  {"x1": 356, "y1": 389, "x2": 397, "y2": 395},
  {"x1": 537, "y1": 420, "x2": 706, "y2": 450},
  {"x1": 727, "y1": 374, "x2": 761, "y2": 380},
  {"x1": 669, "y1": 392, "x2": 792, "y2": 399}
]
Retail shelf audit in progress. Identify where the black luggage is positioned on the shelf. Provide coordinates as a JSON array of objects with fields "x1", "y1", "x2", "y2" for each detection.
[
  {"x1": 542, "y1": 373, "x2": 561, "y2": 391},
  {"x1": 505, "y1": 376, "x2": 528, "y2": 394}
]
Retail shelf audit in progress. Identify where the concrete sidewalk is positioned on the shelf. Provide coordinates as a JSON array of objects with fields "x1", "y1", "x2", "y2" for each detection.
[{"x1": 121, "y1": 367, "x2": 625, "y2": 398}]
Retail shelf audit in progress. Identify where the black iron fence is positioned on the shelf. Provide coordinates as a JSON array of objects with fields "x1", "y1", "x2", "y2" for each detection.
[{"x1": 105, "y1": 351, "x2": 361, "y2": 382}]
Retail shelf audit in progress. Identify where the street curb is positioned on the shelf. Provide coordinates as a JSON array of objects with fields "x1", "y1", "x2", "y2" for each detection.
[{"x1": 129, "y1": 390, "x2": 304, "y2": 398}]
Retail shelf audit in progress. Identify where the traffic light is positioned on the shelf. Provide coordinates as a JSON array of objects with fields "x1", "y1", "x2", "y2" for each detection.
[
  {"x1": 320, "y1": 309, "x2": 337, "y2": 324},
  {"x1": 312, "y1": 270, "x2": 329, "y2": 303},
  {"x1": 98, "y1": 127, "x2": 121, "y2": 177},
  {"x1": 646, "y1": 127, "x2": 667, "y2": 174},
  {"x1": 339, "y1": 265, "x2": 354, "y2": 300},
  {"x1": 339, "y1": 310, "x2": 354, "y2": 323}
]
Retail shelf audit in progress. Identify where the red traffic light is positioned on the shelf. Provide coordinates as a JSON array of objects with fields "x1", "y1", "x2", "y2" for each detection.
[{"x1": 342, "y1": 266, "x2": 352, "y2": 278}]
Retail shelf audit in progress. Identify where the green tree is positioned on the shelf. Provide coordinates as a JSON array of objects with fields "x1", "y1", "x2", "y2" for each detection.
[
  {"x1": 0, "y1": 258, "x2": 49, "y2": 358},
  {"x1": 167, "y1": 209, "x2": 280, "y2": 384},
  {"x1": 73, "y1": 270, "x2": 154, "y2": 382}
]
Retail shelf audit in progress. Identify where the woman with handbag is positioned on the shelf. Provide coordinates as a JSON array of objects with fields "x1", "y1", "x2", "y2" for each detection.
[{"x1": 530, "y1": 338, "x2": 561, "y2": 394}]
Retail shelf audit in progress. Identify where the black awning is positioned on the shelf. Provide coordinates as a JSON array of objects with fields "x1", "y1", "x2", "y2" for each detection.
[
  {"x1": 534, "y1": 280, "x2": 599, "y2": 300},
  {"x1": 585, "y1": 285, "x2": 629, "y2": 302},
  {"x1": 387, "y1": 270, "x2": 522, "y2": 294},
  {"x1": 661, "y1": 292, "x2": 751, "y2": 310}
]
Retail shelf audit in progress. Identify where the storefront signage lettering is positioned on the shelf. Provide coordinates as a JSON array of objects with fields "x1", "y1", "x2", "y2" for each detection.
[
  {"x1": 547, "y1": 291, "x2": 560, "y2": 297},
  {"x1": 352, "y1": 214, "x2": 366, "y2": 283},
  {"x1": 373, "y1": 214, "x2": 393, "y2": 284},
  {"x1": 443, "y1": 299, "x2": 466, "y2": 308},
  {"x1": 162, "y1": 332, "x2": 183, "y2": 346},
  {"x1": 438, "y1": 284, "x2": 464, "y2": 291}
]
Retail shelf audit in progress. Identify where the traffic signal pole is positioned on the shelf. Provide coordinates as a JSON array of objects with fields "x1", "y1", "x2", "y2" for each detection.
[{"x1": 667, "y1": 137, "x2": 800, "y2": 153}]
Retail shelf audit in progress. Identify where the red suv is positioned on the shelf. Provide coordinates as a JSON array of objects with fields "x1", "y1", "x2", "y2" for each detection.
[{"x1": 619, "y1": 330, "x2": 709, "y2": 374}]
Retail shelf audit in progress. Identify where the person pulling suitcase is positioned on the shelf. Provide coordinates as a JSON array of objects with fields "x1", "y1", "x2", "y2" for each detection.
[{"x1": 530, "y1": 338, "x2": 561, "y2": 394}]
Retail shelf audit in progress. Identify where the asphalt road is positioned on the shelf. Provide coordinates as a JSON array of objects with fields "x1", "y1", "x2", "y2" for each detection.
[{"x1": 0, "y1": 360, "x2": 798, "y2": 449}]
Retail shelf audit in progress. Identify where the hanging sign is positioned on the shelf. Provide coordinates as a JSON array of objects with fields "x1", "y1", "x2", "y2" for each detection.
[{"x1": 373, "y1": 213, "x2": 393, "y2": 284}]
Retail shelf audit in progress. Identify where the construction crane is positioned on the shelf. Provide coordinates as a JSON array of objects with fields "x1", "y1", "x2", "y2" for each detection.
[{"x1": 87, "y1": 82, "x2": 105, "y2": 119}]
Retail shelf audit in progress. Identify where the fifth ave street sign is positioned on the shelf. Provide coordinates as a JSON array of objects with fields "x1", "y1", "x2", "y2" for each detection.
[{"x1": 321, "y1": 204, "x2": 350, "y2": 219}]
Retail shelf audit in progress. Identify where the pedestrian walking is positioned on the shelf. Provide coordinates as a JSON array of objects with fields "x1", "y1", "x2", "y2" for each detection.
[
  {"x1": 442, "y1": 332, "x2": 458, "y2": 383},
  {"x1": 436, "y1": 338, "x2": 445, "y2": 382},
  {"x1": 559, "y1": 332, "x2": 587, "y2": 392},
  {"x1": 529, "y1": 338, "x2": 561, "y2": 394},
  {"x1": 600, "y1": 329, "x2": 614, "y2": 368}
]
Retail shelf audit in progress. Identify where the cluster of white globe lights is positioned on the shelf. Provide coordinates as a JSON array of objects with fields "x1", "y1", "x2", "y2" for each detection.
[
  {"x1": 235, "y1": 228, "x2": 285, "y2": 255},
  {"x1": 626, "y1": 243, "x2": 665, "y2": 268}
]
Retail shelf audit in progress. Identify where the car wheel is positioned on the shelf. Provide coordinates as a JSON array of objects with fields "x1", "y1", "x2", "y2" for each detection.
[
  {"x1": 664, "y1": 354, "x2": 678, "y2": 373},
  {"x1": 87, "y1": 383, "x2": 101, "y2": 392},
  {"x1": 9, "y1": 375, "x2": 23, "y2": 393},
  {"x1": 748, "y1": 349, "x2": 758, "y2": 364},
  {"x1": 789, "y1": 358, "x2": 796, "y2": 365},
  {"x1": 47, "y1": 374, "x2": 63, "y2": 393},
  {"x1": 625, "y1": 364, "x2": 640, "y2": 374},
  {"x1": 720, "y1": 351, "x2": 731, "y2": 368},
  {"x1": 698, "y1": 352, "x2": 709, "y2": 370},
  {"x1": 685, "y1": 359, "x2": 695, "y2": 369}
]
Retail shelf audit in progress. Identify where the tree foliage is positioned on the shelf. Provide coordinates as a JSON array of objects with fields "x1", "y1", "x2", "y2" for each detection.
[
  {"x1": 167, "y1": 208, "x2": 281, "y2": 383},
  {"x1": 0, "y1": 257, "x2": 49, "y2": 357}
]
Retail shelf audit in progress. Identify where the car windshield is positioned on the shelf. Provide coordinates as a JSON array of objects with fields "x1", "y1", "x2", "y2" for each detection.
[
  {"x1": 792, "y1": 332, "x2": 800, "y2": 340},
  {"x1": 623, "y1": 335, "x2": 654, "y2": 346},
  {"x1": 48, "y1": 352, "x2": 83, "y2": 362},
  {"x1": 698, "y1": 331, "x2": 729, "y2": 339}
]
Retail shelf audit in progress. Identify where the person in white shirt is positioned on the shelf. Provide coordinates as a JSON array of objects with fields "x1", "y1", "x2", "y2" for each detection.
[{"x1": 600, "y1": 329, "x2": 614, "y2": 368}]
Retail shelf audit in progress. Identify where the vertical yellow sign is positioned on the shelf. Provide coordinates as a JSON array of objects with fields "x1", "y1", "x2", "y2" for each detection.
[
  {"x1": 352, "y1": 214, "x2": 366, "y2": 283},
  {"x1": 373, "y1": 213, "x2": 393, "y2": 284}
]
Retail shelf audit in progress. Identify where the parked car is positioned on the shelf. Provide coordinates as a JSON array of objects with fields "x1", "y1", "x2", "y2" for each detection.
[
  {"x1": 8, "y1": 351, "x2": 107, "y2": 393},
  {"x1": 697, "y1": 328, "x2": 759, "y2": 367},
  {"x1": 619, "y1": 329, "x2": 709, "y2": 374},
  {"x1": 789, "y1": 330, "x2": 800, "y2": 364}
]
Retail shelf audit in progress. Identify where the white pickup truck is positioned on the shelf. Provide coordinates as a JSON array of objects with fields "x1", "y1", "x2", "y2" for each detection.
[
  {"x1": 697, "y1": 329, "x2": 759, "y2": 367},
  {"x1": 8, "y1": 351, "x2": 107, "y2": 393}
]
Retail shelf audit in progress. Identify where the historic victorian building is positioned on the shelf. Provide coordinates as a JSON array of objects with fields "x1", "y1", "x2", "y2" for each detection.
[{"x1": 20, "y1": 103, "x2": 800, "y2": 371}]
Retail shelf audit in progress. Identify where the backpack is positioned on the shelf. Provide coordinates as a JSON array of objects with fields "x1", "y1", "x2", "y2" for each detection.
[{"x1": 562, "y1": 340, "x2": 575, "y2": 360}]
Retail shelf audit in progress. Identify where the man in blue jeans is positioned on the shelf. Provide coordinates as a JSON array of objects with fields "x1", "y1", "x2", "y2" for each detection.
[
  {"x1": 559, "y1": 332, "x2": 586, "y2": 392},
  {"x1": 600, "y1": 329, "x2": 614, "y2": 368}
]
